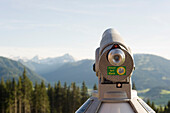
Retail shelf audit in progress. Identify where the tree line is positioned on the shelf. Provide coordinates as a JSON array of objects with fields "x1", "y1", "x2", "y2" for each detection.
[
  {"x1": 1, "y1": 69, "x2": 170, "y2": 113},
  {"x1": 0, "y1": 69, "x2": 90, "y2": 113},
  {"x1": 146, "y1": 99, "x2": 170, "y2": 113}
]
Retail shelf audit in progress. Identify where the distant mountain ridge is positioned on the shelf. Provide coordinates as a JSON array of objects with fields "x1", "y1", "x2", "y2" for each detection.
[
  {"x1": 16, "y1": 54, "x2": 75, "y2": 77},
  {"x1": 14, "y1": 53, "x2": 75, "y2": 64},
  {"x1": 16, "y1": 53, "x2": 170, "y2": 90},
  {"x1": 0, "y1": 56, "x2": 46, "y2": 83}
]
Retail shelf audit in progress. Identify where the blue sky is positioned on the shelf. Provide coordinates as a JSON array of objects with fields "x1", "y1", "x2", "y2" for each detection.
[{"x1": 0, "y1": 0, "x2": 170, "y2": 60}]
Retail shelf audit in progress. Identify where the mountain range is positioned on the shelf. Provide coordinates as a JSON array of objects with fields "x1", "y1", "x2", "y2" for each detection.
[
  {"x1": 1, "y1": 53, "x2": 170, "y2": 105},
  {"x1": 14, "y1": 54, "x2": 170, "y2": 90},
  {"x1": 17, "y1": 54, "x2": 75, "y2": 77},
  {"x1": 17, "y1": 53, "x2": 75, "y2": 65}
]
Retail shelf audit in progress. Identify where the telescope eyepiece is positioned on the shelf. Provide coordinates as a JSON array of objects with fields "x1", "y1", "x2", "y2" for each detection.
[
  {"x1": 114, "y1": 55, "x2": 121, "y2": 62},
  {"x1": 108, "y1": 48, "x2": 125, "y2": 66}
]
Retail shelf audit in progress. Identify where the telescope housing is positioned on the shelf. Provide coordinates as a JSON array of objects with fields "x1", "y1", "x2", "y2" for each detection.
[{"x1": 76, "y1": 28, "x2": 155, "y2": 113}]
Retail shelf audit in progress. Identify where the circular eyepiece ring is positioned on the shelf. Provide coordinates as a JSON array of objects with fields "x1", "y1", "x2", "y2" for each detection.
[{"x1": 108, "y1": 49, "x2": 125, "y2": 66}]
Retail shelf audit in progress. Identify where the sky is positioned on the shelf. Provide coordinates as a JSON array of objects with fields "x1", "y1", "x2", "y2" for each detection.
[{"x1": 0, "y1": 0, "x2": 170, "y2": 60}]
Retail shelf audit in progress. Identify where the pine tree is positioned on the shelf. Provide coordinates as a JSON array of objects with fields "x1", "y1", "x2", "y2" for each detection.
[
  {"x1": 66, "y1": 86, "x2": 71, "y2": 113},
  {"x1": 146, "y1": 99, "x2": 151, "y2": 106},
  {"x1": 146, "y1": 99, "x2": 158, "y2": 112},
  {"x1": 70, "y1": 82, "x2": 77, "y2": 113},
  {"x1": 62, "y1": 82, "x2": 68, "y2": 113},
  {"x1": 6, "y1": 79, "x2": 13, "y2": 113},
  {"x1": 132, "y1": 82, "x2": 136, "y2": 90},
  {"x1": 164, "y1": 106, "x2": 168, "y2": 113},
  {"x1": 93, "y1": 83, "x2": 98, "y2": 90},
  {"x1": 151, "y1": 102, "x2": 156, "y2": 111},
  {"x1": 11, "y1": 78, "x2": 17, "y2": 113},
  {"x1": 0, "y1": 77, "x2": 7, "y2": 113},
  {"x1": 75, "y1": 86, "x2": 81, "y2": 110},
  {"x1": 40, "y1": 81, "x2": 50, "y2": 113},
  {"x1": 47, "y1": 83, "x2": 55, "y2": 113},
  {"x1": 81, "y1": 81, "x2": 89, "y2": 104},
  {"x1": 53, "y1": 82, "x2": 58, "y2": 113},
  {"x1": 32, "y1": 82, "x2": 39, "y2": 113},
  {"x1": 56, "y1": 81, "x2": 63, "y2": 113},
  {"x1": 158, "y1": 105, "x2": 163, "y2": 113},
  {"x1": 17, "y1": 76, "x2": 22, "y2": 113},
  {"x1": 21, "y1": 68, "x2": 33, "y2": 113},
  {"x1": 165, "y1": 101, "x2": 170, "y2": 113}
]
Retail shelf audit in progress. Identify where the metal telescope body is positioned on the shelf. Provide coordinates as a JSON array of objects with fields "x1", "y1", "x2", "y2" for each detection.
[{"x1": 76, "y1": 28, "x2": 155, "y2": 113}]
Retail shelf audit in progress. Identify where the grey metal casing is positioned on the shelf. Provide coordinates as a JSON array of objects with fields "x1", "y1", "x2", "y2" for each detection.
[
  {"x1": 96, "y1": 28, "x2": 134, "y2": 82},
  {"x1": 76, "y1": 28, "x2": 155, "y2": 113}
]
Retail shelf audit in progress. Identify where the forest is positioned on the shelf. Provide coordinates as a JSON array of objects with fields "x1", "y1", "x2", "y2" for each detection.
[
  {"x1": 0, "y1": 69, "x2": 170, "y2": 113},
  {"x1": 0, "y1": 69, "x2": 90, "y2": 113}
]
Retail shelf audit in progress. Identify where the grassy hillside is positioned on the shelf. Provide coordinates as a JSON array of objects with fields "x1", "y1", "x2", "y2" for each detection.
[
  {"x1": 133, "y1": 54, "x2": 170, "y2": 90},
  {"x1": 138, "y1": 87, "x2": 170, "y2": 105}
]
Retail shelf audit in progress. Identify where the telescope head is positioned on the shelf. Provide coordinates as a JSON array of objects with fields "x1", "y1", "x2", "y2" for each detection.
[
  {"x1": 77, "y1": 28, "x2": 155, "y2": 113},
  {"x1": 76, "y1": 28, "x2": 155, "y2": 113},
  {"x1": 94, "y1": 28, "x2": 135, "y2": 83}
]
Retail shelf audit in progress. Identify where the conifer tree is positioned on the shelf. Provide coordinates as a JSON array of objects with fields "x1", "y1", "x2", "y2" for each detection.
[
  {"x1": 146, "y1": 99, "x2": 158, "y2": 112},
  {"x1": 53, "y1": 82, "x2": 58, "y2": 113},
  {"x1": 40, "y1": 81, "x2": 50, "y2": 113},
  {"x1": 164, "y1": 106, "x2": 168, "y2": 113},
  {"x1": 66, "y1": 86, "x2": 71, "y2": 113},
  {"x1": 70, "y1": 82, "x2": 77, "y2": 113},
  {"x1": 158, "y1": 105, "x2": 163, "y2": 113},
  {"x1": 21, "y1": 68, "x2": 33, "y2": 113},
  {"x1": 168, "y1": 101, "x2": 170, "y2": 111},
  {"x1": 11, "y1": 78, "x2": 17, "y2": 113},
  {"x1": 17, "y1": 76, "x2": 22, "y2": 113},
  {"x1": 151, "y1": 102, "x2": 156, "y2": 111},
  {"x1": 32, "y1": 82, "x2": 39, "y2": 113},
  {"x1": 81, "y1": 81, "x2": 89, "y2": 104},
  {"x1": 0, "y1": 78, "x2": 7, "y2": 113},
  {"x1": 132, "y1": 82, "x2": 136, "y2": 90},
  {"x1": 164, "y1": 101, "x2": 170, "y2": 113},
  {"x1": 146, "y1": 99, "x2": 151, "y2": 106},
  {"x1": 62, "y1": 82, "x2": 68, "y2": 113},
  {"x1": 93, "y1": 83, "x2": 98, "y2": 90},
  {"x1": 56, "y1": 81, "x2": 63, "y2": 113},
  {"x1": 6, "y1": 79, "x2": 13, "y2": 113},
  {"x1": 48, "y1": 83, "x2": 55, "y2": 113},
  {"x1": 75, "y1": 86, "x2": 81, "y2": 110}
]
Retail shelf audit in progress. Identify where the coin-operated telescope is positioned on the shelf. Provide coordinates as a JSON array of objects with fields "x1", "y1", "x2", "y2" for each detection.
[
  {"x1": 76, "y1": 28, "x2": 155, "y2": 113},
  {"x1": 94, "y1": 28, "x2": 134, "y2": 100}
]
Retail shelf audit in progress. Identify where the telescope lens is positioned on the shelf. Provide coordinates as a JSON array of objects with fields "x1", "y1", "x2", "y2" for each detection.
[
  {"x1": 114, "y1": 55, "x2": 120, "y2": 62},
  {"x1": 108, "y1": 49, "x2": 125, "y2": 66}
]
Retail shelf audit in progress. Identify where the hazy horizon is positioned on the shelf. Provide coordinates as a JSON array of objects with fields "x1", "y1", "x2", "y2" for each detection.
[{"x1": 1, "y1": 52, "x2": 169, "y2": 61}]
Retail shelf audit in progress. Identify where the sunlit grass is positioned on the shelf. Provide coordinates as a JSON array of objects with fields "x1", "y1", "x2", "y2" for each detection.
[
  {"x1": 162, "y1": 76, "x2": 170, "y2": 80},
  {"x1": 139, "y1": 96, "x2": 144, "y2": 99},
  {"x1": 160, "y1": 90, "x2": 170, "y2": 94},
  {"x1": 137, "y1": 88, "x2": 150, "y2": 93}
]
